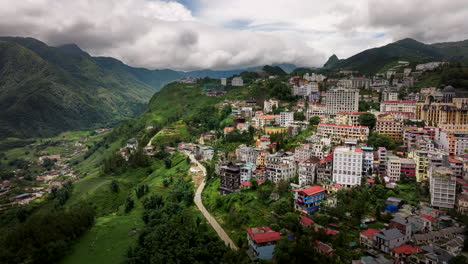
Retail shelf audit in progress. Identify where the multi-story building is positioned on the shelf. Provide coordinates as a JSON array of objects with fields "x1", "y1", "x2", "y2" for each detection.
[
  {"x1": 380, "y1": 100, "x2": 417, "y2": 113},
  {"x1": 294, "y1": 144, "x2": 314, "y2": 162},
  {"x1": 317, "y1": 153, "x2": 333, "y2": 183},
  {"x1": 263, "y1": 99, "x2": 279, "y2": 113},
  {"x1": 246, "y1": 227, "x2": 281, "y2": 261},
  {"x1": 298, "y1": 157, "x2": 320, "y2": 186},
  {"x1": 429, "y1": 167, "x2": 456, "y2": 208},
  {"x1": 265, "y1": 152, "x2": 296, "y2": 183},
  {"x1": 240, "y1": 162, "x2": 255, "y2": 183},
  {"x1": 252, "y1": 114, "x2": 277, "y2": 129},
  {"x1": 382, "y1": 91, "x2": 399, "y2": 101},
  {"x1": 438, "y1": 130, "x2": 468, "y2": 155},
  {"x1": 387, "y1": 156, "x2": 401, "y2": 182},
  {"x1": 317, "y1": 123, "x2": 369, "y2": 143},
  {"x1": 416, "y1": 97, "x2": 468, "y2": 126},
  {"x1": 305, "y1": 136, "x2": 332, "y2": 159},
  {"x1": 236, "y1": 145, "x2": 260, "y2": 164},
  {"x1": 362, "y1": 147, "x2": 374, "y2": 176},
  {"x1": 335, "y1": 112, "x2": 365, "y2": 126},
  {"x1": 279, "y1": 111, "x2": 294, "y2": 127},
  {"x1": 375, "y1": 115, "x2": 403, "y2": 141},
  {"x1": 256, "y1": 135, "x2": 271, "y2": 150},
  {"x1": 333, "y1": 147, "x2": 363, "y2": 187},
  {"x1": 221, "y1": 78, "x2": 227, "y2": 86},
  {"x1": 219, "y1": 161, "x2": 242, "y2": 194},
  {"x1": 325, "y1": 88, "x2": 359, "y2": 115},
  {"x1": 374, "y1": 229, "x2": 407, "y2": 253},
  {"x1": 293, "y1": 186, "x2": 325, "y2": 215},
  {"x1": 231, "y1": 77, "x2": 244, "y2": 86},
  {"x1": 378, "y1": 147, "x2": 387, "y2": 175},
  {"x1": 293, "y1": 82, "x2": 319, "y2": 98},
  {"x1": 400, "y1": 158, "x2": 416, "y2": 178},
  {"x1": 306, "y1": 103, "x2": 326, "y2": 120}
]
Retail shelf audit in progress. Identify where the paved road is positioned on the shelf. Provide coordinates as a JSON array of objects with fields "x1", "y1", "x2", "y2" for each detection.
[{"x1": 185, "y1": 152, "x2": 238, "y2": 250}]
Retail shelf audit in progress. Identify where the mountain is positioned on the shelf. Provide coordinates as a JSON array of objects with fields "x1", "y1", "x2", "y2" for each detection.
[
  {"x1": 323, "y1": 54, "x2": 341, "y2": 69},
  {"x1": 0, "y1": 37, "x2": 160, "y2": 139},
  {"x1": 328, "y1": 38, "x2": 468, "y2": 74},
  {"x1": 262, "y1": 65, "x2": 287, "y2": 76}
]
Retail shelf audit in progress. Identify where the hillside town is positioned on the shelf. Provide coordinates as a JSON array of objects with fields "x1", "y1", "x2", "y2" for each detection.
[{"x1": 161, "y1": 61, "x2": 468, "y2": 263}]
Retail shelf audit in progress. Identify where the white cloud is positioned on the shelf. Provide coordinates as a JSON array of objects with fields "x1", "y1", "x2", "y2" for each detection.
[{"x1": 0, "y1": 0, "x2": 467, "y2": 70}]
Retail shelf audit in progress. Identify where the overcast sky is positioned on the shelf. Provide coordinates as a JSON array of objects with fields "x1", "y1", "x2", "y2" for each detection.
[{"x1": 1, "y1": 0, "x2": 467, "y2": 71}]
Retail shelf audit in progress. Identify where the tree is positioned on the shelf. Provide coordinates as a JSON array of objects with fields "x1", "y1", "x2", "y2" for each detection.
[
  {"x1": 110, "y1": 180, "x2": 119, "y2": 193},
  {"x1": 125, "y1": 197, "x2": 135, "y2": 213},
  {"x1": 309, "y1": 116, "x2": 321, "y2": 126},
  {"x1": 367, "y1": 132, "x2": 396, "y2": 150},
  {"x1": 164, "y1": 158, "x2": 172, "y2": 169},
  {"x1": 277, "y1": 179, "x2": 289, "y2": 197},
  {"x1": 358, "y1": 113, "x2": 376, "y2": 130},
  {"x1": 294, "y1": 111, "x2": 306, "y2": 121}
]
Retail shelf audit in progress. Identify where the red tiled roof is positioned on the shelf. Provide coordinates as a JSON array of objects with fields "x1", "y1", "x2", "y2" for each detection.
[
  {"x1": 300, "y1": 216, "x2": 314, "y2": 227},
  {"x1": 366, "y1": 179, "x2": 375, "y2": 183},
  {"x1": 361, "y1": 229, "x2": 380, "y2": 239},
  {"x1": 393, "y1": 244, "x2": 420, "y2": 255},
  {"x1": 333, "y1": 184, "x2": 341, "y2": 188},
  {"x1": 241, "y1": 182, "x2": 251, "y2": 187},
  {"x1": 448, "y1": 157, "x2": 462, "y2": 164},
  {"x1": 246, "y1": 227, "x2": 281, "y2": 244},
  {"x1": 325, "y1": 228, "x2": 339, "y2": 235},
  {"x1": 421, "y1": 214, "x2": 438, "y2": 222},
  {"x1": 295, "y1": 186, "x2": 324, "y2": 196}
]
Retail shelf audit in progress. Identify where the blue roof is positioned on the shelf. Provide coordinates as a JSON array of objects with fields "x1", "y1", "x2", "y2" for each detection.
[{"x1": 15, "y1": 193, "x2": 31, "y2": 198}]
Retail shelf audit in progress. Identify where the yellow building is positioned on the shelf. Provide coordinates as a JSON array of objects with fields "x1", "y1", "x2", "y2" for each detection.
[
  {"x1": 408, "y1": 150, "x2": 428, "y2": 182},
  {"x1": 375, "y1": 114, "x2": 403, "y2": 141},
  {"x1": 264, "y1": 127, "x2": 286, "y2": 135},
  {"x1": 416, "y1": 98, "x2": 468, "y2": 126}
]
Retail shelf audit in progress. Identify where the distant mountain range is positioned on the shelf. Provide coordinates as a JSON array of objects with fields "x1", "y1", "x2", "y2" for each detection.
[
  {"x1": 323, "y1": 38, "x2": 468, "y2": 74},
  {"x1": 0, "y1": 36, "x2": 296, "y2": 139}
]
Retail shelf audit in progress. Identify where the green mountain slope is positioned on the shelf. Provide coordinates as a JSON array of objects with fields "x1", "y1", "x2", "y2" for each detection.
[
  {"x1": 0, "y1": 38, "x2": 157, "y2": 139},
  {"x1": 329, "y1": 38, "x2": 468, "y2": 74},
  {"x1": 323, "y1": 54, "x2": 341, "y2": 69}
]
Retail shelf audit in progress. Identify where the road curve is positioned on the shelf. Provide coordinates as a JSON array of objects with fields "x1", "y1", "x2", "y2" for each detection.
[{"x1": 185, "y1": 152, "x2": 238, "y2": 250}]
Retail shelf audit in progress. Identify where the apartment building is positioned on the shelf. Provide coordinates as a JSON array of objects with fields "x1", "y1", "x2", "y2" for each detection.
[
  {"x1": 333, "y1": 146, "x2": 363, "y2": 187},
  {"x1": 294, "y1": 144, "x2": 315, "y2": 162},
  {"x1": 231, "y1": 77, "x2": 244, "y2": 86},
  {"x1": 317, "y1": 123, "x2": 369, "y2": 143},
  {"x1": 335, "y1": 112, "x2": 365, "y2": 126},
  {"x1": 409, "y1": 150, "x2": 429, "y2": 182},
  {"x1": 298, "y1": 157, "x2": 320, "y2": 186},
  {"x1": 306, "y1": 103, "x2": 326, "y2": 120},
  {"x1": 293, "y1": 186, "x2": 325, "y2": 215},
  {"x1": 265, "y1": 152, "x2": 296, "y2": 183},
  {"x1": 362, "y1": 147, "x2": 374, "y2": 176},
  {"x1": 219, "y1": 162, "x2": 242, "y2": 194},
  {"x1": 325, "y1": 88, "x2": 359, "y2": 115},
  {"x1": 387, "y1": 156, "x2": 402, "y2": 182},
  {"x1": 236, "y1": 145, "x2": 260, "y2": 164},
  {"x1": 375, "y1": 115, "x2": 403, "y2": 141},
  {"x1": 429, "y1": 167, "x2": 456, "y2": 208},
  {"x1": 279, "y1": 111, "x2": 294, "y2": 127},
  {"x1": 380, "y1": 100, "x2": 417, "y2": 113}
]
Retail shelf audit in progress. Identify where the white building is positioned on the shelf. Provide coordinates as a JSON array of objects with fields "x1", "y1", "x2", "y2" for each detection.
[
  {"x1": 429, "y1": 166, "x2": 456, "y2": 208},
  {"x1": 306, "y1": 104, "x2": 326, "y2": 120},
  {"x1": 264, "y1": 99, "x2": 279, "y2": 113},
  {"x1": 279, "y1": 111, "x2": 294, "y2": 127},
  {"x1": 221, "y1": 78, "x2": 227, "y2": 86},
  {"x1": 265, "y1": 152, "x2": 296, "y2": 183},
  {"x1": 294, "y1": 144, "x2": 315, "y2": 162},
  {"x1": 387, "y1": 156, "x2": 401, "y2": 182},
  {"x1": 382, "y1": 91, "x2": 399, "y2": 101},
  {"x1": 333, "y1": 146, "x2": 363, "y2": 187},
  {"x1": 236, "y1": 145, "x2": 260, "y2": 164},
  {"x1": 380, "y1": 100, "x2": 416, "y2": 113},
  {"x1": 241, "y1": 162, "x2": 256, "y2": 183},
  {"x1": 232, "y1": 77, "x2": 244, "y2": 86},
  {"x1": 298, "y1": 157, "x2": 320, "y2": 186},
  {"x1": 362, "y1": 147, "x2": 374, "y2": 176},
  {"x1": 325, "y1": 88, "x2": 359, "y2": 115}
]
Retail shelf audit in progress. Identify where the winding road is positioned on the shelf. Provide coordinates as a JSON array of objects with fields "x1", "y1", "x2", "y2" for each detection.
[{"x1": 185, "y1": 151, "x2": 238, "y2": 250}]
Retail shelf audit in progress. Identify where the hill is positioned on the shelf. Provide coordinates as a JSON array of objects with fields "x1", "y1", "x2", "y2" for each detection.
[
  {"x1": 328, "y1": 38, "x2": 468, "y2": 74},
  {"x1": 0, "y1": 37, "x2": 163, "y2": 139},
  {"x1": 323, "y1": 54, "x2": 341, "y2": 69}
]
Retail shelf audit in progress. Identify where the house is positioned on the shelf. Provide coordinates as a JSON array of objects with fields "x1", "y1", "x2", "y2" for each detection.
[
  {"x1": 385, "y1": 197, "x2": 403, "y2": 213},
  {"x1": 360, "y1": 228, "x2": 380, "y2": 249},
  {"x1": 314, "y1": 241, "x2": 335, "y2": 257},
  {"x1": 299, "y1": 216, "x2": 315, "y2": 228},
  {"x1": 456, "y1": 193, "x2": 468, "y2": 214},
  {"x1": 126, "y1": 138, "x2": 138, "y2": 150},
  {"x1": 298, "y1": 157, "x2": 320, "y2": 186},
  {"x1": 374, "y1": 228, "x2": 407, "y2": 253},
  {"x1": 389, "y1": 217, "x2": 412, "y2": 241},
  {"x1": 293, "y1": 186, "x2": 325, "y2": 215},
  {"x1": 246, "y1": 227, "x2": 281, "y2": 260},
  {"x1": 391, "y1": 244, "x2": 420, "y2": 263}
]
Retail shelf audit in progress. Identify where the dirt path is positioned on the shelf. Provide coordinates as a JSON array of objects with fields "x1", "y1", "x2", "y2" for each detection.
[{"x1": 185, "y1": 151, "x2": 238, "y2": 250}]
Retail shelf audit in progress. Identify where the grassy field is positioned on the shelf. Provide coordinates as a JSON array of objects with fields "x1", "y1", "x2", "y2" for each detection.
[
  {"x1": 63, "y1": 153, "x2": 192, "y2": 264},
  {"x1": 202, "y1": 178, "x2": 287, "y2": 247}
]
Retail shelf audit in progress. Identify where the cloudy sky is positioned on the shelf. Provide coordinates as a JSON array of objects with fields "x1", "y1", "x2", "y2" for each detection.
[{"x1": 1, "y1": 0, "x2": 467, "y2": 70}]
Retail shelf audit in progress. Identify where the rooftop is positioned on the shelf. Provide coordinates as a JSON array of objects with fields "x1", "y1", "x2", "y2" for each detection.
[
  {"x1": 246, "y1": 227, "x2": 281, "y2": 244},
  {"x1": 295, "y1": 186, "x2": 324, "y2": 196}
]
